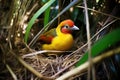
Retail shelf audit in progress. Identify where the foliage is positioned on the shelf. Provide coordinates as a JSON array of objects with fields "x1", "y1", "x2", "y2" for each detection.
[
  {"x1": 24, "y1": 0, "x2": 55, "y2": 43},
  {"x1": 76, "y1": 28, "x2": 120, "y2": 66},
  {"x1": 0, "y1": 0, "x2": 120, "y2": 80}
]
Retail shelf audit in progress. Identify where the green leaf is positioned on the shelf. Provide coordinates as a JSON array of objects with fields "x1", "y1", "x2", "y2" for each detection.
[
  {"x1": 44, "y1": 7, "x2": 50, "y2": 27},
  {"x1": 24, "y1": 0, "x2": 55, "y2": 43},
  {"x1": 42, "y1": 0, "x2": 49, "y2": 3},
  {"x1": 76, "y1": 28, "x2": 120, "y2": 66}
]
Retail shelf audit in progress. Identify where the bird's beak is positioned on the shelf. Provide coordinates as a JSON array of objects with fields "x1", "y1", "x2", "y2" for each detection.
[{"x1": 70, "y1": 25, "x2": 79, "y2": 30}]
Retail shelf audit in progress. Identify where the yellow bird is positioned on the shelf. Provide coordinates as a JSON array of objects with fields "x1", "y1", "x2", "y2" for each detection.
[{"x1": 39, "y1": 19, "x2": 79, "y2": 54}]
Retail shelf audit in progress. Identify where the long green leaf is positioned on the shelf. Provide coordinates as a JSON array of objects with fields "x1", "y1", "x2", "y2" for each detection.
[
  {"x1": 44, "y1": 7, "x2": 50, "y2": 26},
  {"x1": 76, "y1": 28, "x2": 120, "y2": 66},
  {"x1": 24, "y1": 0, "x2": 55, "y2": 43}
]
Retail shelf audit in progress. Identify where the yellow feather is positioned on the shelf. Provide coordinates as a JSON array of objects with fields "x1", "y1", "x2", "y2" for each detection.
[
  {"x1": 42, "y1": 33, "x2": 73, "y2": 51},
  {"x1": 42, "y1": 20, "x2": 78, "y2": 55}
]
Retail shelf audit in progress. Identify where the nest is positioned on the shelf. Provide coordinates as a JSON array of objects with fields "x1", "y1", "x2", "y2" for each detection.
[
  {"x1": 23, "y1": 39, "x2": 84, "y2": 78},
  {"x1": 22, "y1": 50, "x2": 81, "y2": 77},
  {"x1": 0, "y1": 38, "x2": 85, "y2": 80}
]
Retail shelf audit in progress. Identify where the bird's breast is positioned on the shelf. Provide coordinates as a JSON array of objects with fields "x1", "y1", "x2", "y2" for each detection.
[{"x1": 51, "y1": 34, "x2": 74, "y2": 51}]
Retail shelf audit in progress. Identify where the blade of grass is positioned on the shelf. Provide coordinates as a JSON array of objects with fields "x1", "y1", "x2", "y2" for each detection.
[
  {"x1": 76, "y1": 28, "x2": 120, "y2": 66},
  {"x1": 24, "y1": 0, "x2": 55, "y2": 43},
  {"x1": 44, "y1": 7, "x2": 50, "y2": 26}
]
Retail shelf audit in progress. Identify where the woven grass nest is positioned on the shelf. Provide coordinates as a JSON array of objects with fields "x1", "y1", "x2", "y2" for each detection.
[{"x1": 0, "y1": 37, "x2": 85, "y2": 80}]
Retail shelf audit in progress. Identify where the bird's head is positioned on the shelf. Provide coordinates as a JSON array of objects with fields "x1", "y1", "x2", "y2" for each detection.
[{"x1": 59, "y1": 19, "x2": 79, "y2": 34}]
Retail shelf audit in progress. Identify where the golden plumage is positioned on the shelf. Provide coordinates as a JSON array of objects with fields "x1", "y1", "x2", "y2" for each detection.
[{"x1": 40, "y1": 19, "x2": 79, "y2": 54}]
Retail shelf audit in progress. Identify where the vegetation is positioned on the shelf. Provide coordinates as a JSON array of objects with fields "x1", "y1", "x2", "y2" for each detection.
[{"x1": 0, "y1": 0, "x2": 120, "y2": 80}]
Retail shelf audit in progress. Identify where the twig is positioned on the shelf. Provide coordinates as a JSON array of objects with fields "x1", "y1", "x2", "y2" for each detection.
[
  {"x1": 52, "y1": 59, "x2": 79, "y2": 78},
  {"x1": 91, "y1": 19, "x2": 117, "y2": 40},
  {"x1": 83, "y1": 0, "x2": 95, "y2": 80},
  {"x1": 22, "y1": 50, "x2": 73, "y2": 58},
  {"x1": 76, "y1": 6, "x2": 120, "y2": 20},
  {"x1": 6, "y1": 64, "x2": 18, "y2": 80},
  {"x1": 10, "y1": 50, "x2": 54, "y2": 80},
  {"x1": 56, "y1": 47, "x2": 120, "y2": 80}
]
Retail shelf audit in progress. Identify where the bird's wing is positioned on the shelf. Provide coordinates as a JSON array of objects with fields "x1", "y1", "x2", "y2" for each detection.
[{"x1": 39, "y1": 28, "x2": 57, "y2": 44}]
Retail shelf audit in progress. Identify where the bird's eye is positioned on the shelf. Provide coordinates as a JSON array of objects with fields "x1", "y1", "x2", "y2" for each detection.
[{"x1": 64, "y1": 25, "x2": 69, "y2": 29}]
